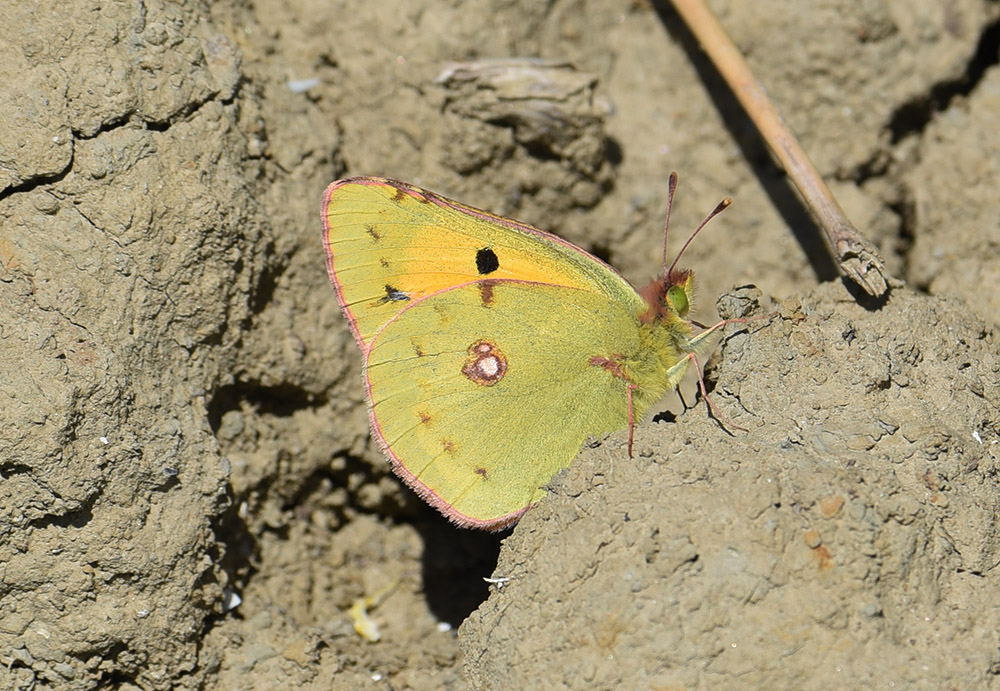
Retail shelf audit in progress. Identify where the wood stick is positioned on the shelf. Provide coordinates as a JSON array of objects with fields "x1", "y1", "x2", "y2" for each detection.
[{"x1": 670, "y1": 0, "x2": 889, "y2": 298}]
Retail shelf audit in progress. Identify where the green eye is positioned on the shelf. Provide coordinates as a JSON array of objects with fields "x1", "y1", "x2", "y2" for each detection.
[{"x1": 667, "y1": 285, "x2": 689, "y2": 315}]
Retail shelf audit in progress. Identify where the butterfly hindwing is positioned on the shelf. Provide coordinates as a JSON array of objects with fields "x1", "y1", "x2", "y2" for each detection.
[{"x1": 364, "y1": 279, "x2": 640, "y2": 528}]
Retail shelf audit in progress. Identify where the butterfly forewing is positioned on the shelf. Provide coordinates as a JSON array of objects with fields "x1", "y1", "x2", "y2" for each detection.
[{"x1": 322, "y1": 178, "x2": 643, "y2": 350}]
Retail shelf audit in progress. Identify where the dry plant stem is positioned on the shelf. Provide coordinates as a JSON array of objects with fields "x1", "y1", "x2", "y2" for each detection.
[{"x1": 670, "y1": 0, "x2": 889, "y2": 298}]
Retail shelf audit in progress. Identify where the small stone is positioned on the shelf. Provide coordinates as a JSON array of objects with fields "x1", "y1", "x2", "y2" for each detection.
[
  {"x1": 52, "y1": 662, "x2": 76, "y2": 679},
  {"x1": 217, "y1": 410, "x2": 245, "y2": 440},
  {"x1": 819, "y1": 495, "x2": 845, "y2": 518}
]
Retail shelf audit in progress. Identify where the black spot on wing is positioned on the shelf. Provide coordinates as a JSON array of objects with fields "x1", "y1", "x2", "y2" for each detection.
[
  {"x1": 377, "y1": 284, "x2": 410, "y2": 304},
  {"x1": 476, "y1": 247, "x2": 499, "y2": 275}
]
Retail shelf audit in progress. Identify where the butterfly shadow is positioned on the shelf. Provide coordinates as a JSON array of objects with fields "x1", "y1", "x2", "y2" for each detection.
[{"x1": 414, "y1": 507, "x2": 509, "y2": 627}]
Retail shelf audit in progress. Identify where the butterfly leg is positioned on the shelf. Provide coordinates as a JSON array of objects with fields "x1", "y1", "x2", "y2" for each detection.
[
  {"x1": 681, "y1": 312, "x2": 774, "y2": 430},
  {"x1": 686, "y1": 351, "x2": 748, "y2": 433},
  {"x1": 590, "y1": 354, "x2": 639, "y2": 458},
  {"x1": 675, "y1": 385, "x2": 690, "y2": 412},
  {"x1": 626, "y1": 383, "x2": 637, "y2": 458},
  {"x1": 687, "y1": 312, "x2": 776, "y2": 349},
  {"x1": 661, "y1": 347, "x2": 748, "y2": 433}
]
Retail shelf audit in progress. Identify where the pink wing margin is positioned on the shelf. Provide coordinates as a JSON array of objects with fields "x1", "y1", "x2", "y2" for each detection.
[{"x1": 321, "y1": 179, "x2": 369, "y2": 351}]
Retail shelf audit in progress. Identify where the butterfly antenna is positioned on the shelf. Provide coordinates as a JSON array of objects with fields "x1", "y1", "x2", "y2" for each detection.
[
  {"x1": 661, "y1": 171, "x2": 679, "y2": 271},
  {"x1": 666, "y1": 191, "x2": 733, "y2": 276}
]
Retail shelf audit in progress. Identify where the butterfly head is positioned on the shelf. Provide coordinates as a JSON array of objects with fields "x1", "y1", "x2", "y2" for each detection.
[{"x1": 639, "y1": 268, "x2": 695, "y2": 324}]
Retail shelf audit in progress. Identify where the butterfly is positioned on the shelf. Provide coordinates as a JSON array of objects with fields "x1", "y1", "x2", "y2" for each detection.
[{"x1": 321, "y1": 174, "x2": 754, "y2": 529}]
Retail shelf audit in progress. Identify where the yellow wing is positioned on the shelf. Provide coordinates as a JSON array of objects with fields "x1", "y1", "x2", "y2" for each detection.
[
  {"x1": 321, "y1": 177, "x2": 643, "y2": 350},
  {"x1": 365, "y1": 280, "x2": 641, "y2": 529}
]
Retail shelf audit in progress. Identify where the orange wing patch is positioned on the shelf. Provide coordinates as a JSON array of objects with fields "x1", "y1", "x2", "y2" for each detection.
[{"x1": 322, "y1": 178, "x2": 621, "y2": 348}]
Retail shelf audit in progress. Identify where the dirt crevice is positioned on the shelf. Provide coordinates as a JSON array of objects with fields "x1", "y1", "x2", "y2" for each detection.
[{"x1": 889, "y1": 13, "x2": 1000, "y2": 143}]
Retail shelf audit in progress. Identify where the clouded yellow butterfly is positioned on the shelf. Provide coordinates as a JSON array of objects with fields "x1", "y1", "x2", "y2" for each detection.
[{"x1": 322, "y1": 175, "x2": 746, "y2": 530}]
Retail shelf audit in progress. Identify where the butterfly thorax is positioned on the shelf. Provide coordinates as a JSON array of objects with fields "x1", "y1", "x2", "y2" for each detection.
[{"x1": 620, "y1": 269, "x2": 706, "y2": 418}]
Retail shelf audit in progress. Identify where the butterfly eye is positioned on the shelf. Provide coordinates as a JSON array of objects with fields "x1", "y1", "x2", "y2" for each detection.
[{"x1": 666, "y1": 285, "x2": 689, "y2": 315}]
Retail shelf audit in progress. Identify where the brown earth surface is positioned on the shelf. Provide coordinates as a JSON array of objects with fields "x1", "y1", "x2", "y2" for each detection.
[{"x1": 1, "y1": 1, "x2": 999, "y2": 689}]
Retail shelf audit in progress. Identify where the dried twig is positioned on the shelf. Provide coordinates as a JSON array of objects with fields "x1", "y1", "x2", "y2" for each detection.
[{"x1": 670, "y1": 0, "x2": 889, "y2": 298}]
